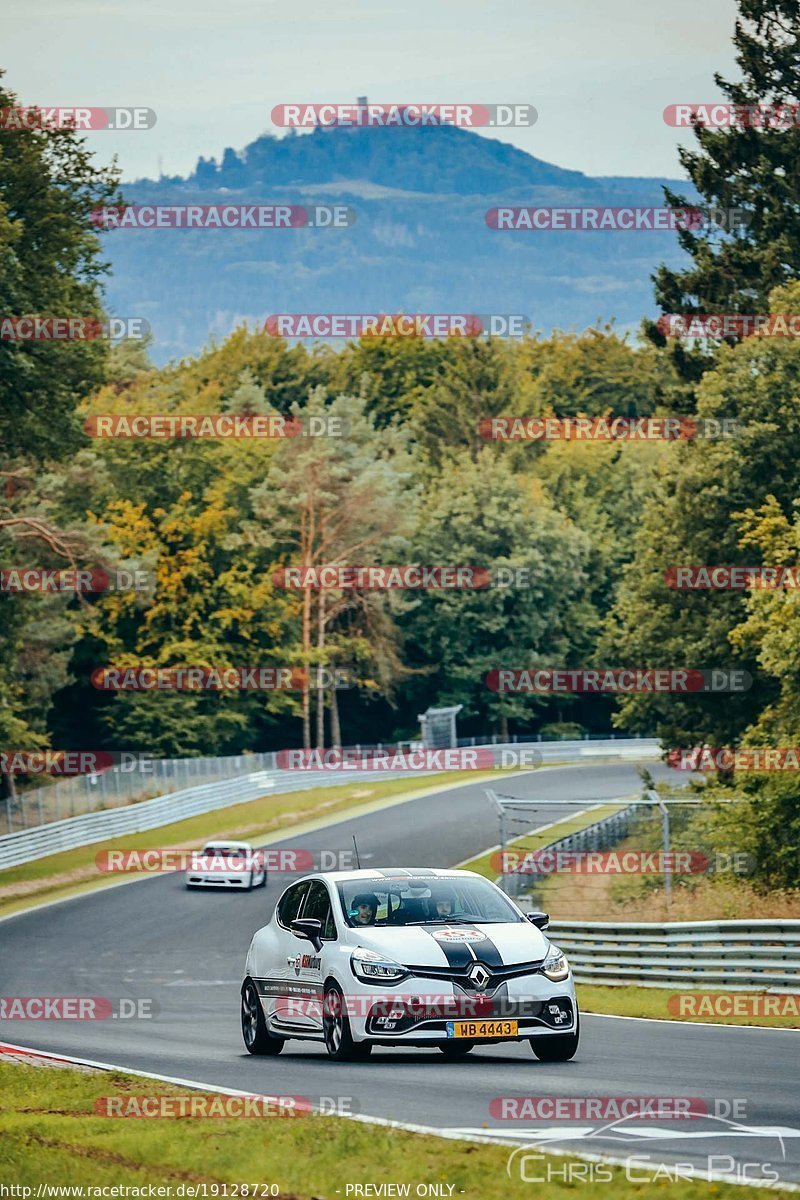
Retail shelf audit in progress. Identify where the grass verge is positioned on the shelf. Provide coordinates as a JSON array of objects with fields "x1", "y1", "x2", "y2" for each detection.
[
  {"x1": 0, "y1": 770, "x2": 498, "y2": 920},
  {"x1": 578, "y1": 983, "x2": 800, "y2": 1028},
  {"x1": 2, "y1": 1058, "x2": 795, "y2": 1198}
]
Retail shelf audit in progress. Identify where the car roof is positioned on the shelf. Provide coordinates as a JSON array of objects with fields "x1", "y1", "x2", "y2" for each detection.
[{"x1": 303, "y1": 868, "x2": 481, "y2": 883}]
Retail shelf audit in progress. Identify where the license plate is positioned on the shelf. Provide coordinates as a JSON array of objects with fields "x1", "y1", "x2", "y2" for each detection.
[{"x1": 446, "y1": 1019, "x2": 518, "y2": 1039}]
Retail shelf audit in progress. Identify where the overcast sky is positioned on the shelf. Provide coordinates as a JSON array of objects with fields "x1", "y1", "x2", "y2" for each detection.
[{"x1": 5, "y1": 0, "x2": 739, "y2": 182}]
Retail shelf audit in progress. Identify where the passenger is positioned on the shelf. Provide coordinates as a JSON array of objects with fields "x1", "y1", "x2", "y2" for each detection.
[{"x1": 430, "y1": 889, "x2": 456, "y2": 920}]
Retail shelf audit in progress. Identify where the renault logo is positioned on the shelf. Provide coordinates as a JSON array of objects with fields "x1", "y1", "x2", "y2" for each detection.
[{"x1": 468, "y1": 963, "x2": 491, "y2": 990}]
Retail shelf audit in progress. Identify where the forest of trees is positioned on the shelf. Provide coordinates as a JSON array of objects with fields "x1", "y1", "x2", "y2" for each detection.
[{"x1": 2, "y1": 1, "x2": 800, "y2": 885}]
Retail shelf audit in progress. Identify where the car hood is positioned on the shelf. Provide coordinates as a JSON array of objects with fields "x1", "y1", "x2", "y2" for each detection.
[{"x1": 349, "y1": 922, "x2": 549, "y2": 967}]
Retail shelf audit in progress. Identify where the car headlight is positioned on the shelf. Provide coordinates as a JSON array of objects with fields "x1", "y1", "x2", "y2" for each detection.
[
  {"x1": 350, "y1": 946, "x2": 409, "y2": 984},
  {"x1": 541, "y1": 944, "x2": 570, "y2": 982}
]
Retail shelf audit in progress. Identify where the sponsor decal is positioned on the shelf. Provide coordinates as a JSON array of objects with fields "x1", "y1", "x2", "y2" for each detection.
[
  {"x1": 430, "y1": 927, "x2": 487, "y2": 943},
  {"x1": 290, "y1": 954, "x2": 322, "y2": 975}
]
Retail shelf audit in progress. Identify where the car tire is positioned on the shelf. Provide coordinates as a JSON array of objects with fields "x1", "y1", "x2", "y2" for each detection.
[
  {"x1": 322, "y1": 982, "x2": 371, "y2": 1060},
  {"x1": 439, "y1": 1041, "x2": 475, "y2": 1057},
  {"x1": 530, "y1": 1014, "x2": 580, "y2": 1062},
  {"x1": 260, "y1": 872, "x2": 268, "y2": 888},
  {"x1": 241, "y1": 980, "x2": 284, "y2": 1055}
]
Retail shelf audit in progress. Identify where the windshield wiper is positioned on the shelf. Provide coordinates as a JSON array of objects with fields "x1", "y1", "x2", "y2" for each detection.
[{"x1": 408, "y1": 917, "x2": 488, "y2": 926}]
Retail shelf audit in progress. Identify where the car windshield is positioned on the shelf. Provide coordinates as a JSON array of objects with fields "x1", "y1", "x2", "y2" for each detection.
[
  {"x1": 336, "y1": 876, "x2": 524, "y2": 927},
  {"x1": 201, "y1": 845, "x2": 246, "y2": 858}
]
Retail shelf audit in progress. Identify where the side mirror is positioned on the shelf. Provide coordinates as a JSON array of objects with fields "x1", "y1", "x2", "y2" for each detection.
[
  {"x1": 290, "y1": 918, "x2": 323, "y2": 952},
  {"x1": 527, "y1": 911, "x2": 550, "y2": 931}
]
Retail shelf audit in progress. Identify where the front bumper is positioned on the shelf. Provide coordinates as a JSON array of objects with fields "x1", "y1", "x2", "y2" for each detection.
[
  {"x1": 186, "y1": 872, "x2": 252, "y2": 887},
  {"x1": 348, "y1": 970, "x2": 578, "y2": 1042}
]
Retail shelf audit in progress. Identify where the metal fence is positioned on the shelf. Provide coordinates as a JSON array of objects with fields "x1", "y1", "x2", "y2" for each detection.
[
  {"x1": 3, "y1": 736, "x2": 660, "y2": 834},
  {"x1": 3, "y1": 753, "x2": 280, "y2": 833},
  {"x1": 0, "y1": 738, "x2": 661, "y2": 869},
  {"x1": 0, "y1": 763, "x2": 442, "y2": 872}
]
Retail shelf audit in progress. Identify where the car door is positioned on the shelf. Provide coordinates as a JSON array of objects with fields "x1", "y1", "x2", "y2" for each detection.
[
  {"x1": 265, "y1": 879, "x2": 314, "y2": 1031},
  {"x1": 286, "y1": 879, "x2": 336, "y2": 1032}
]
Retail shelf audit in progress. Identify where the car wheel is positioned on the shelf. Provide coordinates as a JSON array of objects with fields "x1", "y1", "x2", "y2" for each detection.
[
  {"x1": 439, "y1": 1041, "x2": 475, "y2": 1057},
  {"x1": 241, "y1": 980, "x2": 284, "y2": 1055},
  {"x1": 245, "y1": 872, "x2": 254, "y2": 892},
  {"x1": 530, "y1": 1015, "x2": 580, "y2": 1062},
  {"x1": 322, "y1": 983, "x2": 371, "y2": 1060},
  {"x1": 260, "y1": 872, "x2": 268, "y2": 888}
]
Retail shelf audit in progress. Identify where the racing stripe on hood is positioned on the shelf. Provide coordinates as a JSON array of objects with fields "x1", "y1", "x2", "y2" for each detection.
[
  {"x1": 422, "y1": 927, "x2": 506, "y2": 970},
  {"x1": 423, "y1": 929, "x2": 474, "y2": 969},
  {"x1": 472, "y1": 933, "x2": 505, "y2": 969}
]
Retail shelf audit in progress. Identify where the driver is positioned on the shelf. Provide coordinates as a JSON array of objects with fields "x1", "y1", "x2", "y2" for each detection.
[
  {"x1": 350, "y1": 893, "x2": 378, "y2": 926},
  {"x1": 429, "y1": 889, "x2": 456, "y2": 920}
]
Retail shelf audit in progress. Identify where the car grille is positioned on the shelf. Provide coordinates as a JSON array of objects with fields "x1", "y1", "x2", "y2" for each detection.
[{"x1": 404, "y1": 959, "x2": 545, "y2": 991}]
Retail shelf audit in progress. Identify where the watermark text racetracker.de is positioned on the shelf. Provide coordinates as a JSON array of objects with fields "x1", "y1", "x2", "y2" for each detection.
[
  {"x1": 480, "y1": 416, "x2": 738, "y2": 441},
  {"x1": 492, "y1": 1096, "x2": 748, "y2": 1120},
  {"x1": 668, "y1": 992, "x2": 800, "y2": 1019},
  {"x1": 664, "y1": 101, "x2": 800, "y2": 129},
  {"x1": 264, "y1": 313, "x2": 528, "y2": 338},
  {"x1": 272, "y1": 565, "x2": 542, "y2": 589},
  {"x1": 1, "y1": 568, "x2": 151, "y2": 593},
  {"x1": 272, "y1": 101, "x2": 537, "y2": 128},
  {"x1": 658, "y1": 313, "x2": 800, "y2": 338},
  {"x1": 0, "y1": 996, "x2": 156, "y2": 1019},
  {"x1": 0, "y1": 316, "x2": 149, "y2": 340},
  {"x1": 492, "y1": 848, "x2": 754, "y2": 876},
  {"x1": 95, "y1": 847, "x2": 368, "y2": 874},
  {"x1": 669, "y1": 746, "x2": 800, "y2": 771},
  {"x1": 83, "y1": 413, "x2": 346, "y2": 439},
  {"x1": 486, "y1": 668, "x2": 752, "y2": 693},
  {"x1": 90, "y1": 205, "x2": 354, "y2": 230},
  {"x1": 486, "y1": 206, "x2": 751, "y2": 231},
  {"x1": 665, "y1": 565, "x2": 800, "y2": 589},
  {"x1": 0, "y1": 751, "x2": 153, "y2": 776},
  {"x1": 89, "y1": 666, "x2": 353, "y2": 691},
  {"x1": 0, "y1": 106, "x2": 156, "y2": 130},
  {"x1": 94, "y1": 1093, "x2": 355, "y2": 1117}
]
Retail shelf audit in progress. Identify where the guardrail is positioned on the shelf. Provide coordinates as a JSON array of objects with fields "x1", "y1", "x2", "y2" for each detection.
[
  {"x1": 0, "y1": 765, "x2": 445, "y2": 872},
  {"x1": 0, "y1": 738, "x2": 660, "y2": 870},
  {"x1": 5, "y1": 734, "x2": 659, "y2": 832},
  {"x1": 526, "y1": 916, "x2": 800, "y2": 992}
]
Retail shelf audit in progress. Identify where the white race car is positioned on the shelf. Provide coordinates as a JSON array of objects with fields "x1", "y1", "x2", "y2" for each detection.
[
  {"x1": 186, "y1": 841, "x2": 267, "y2": 891},
  {"x1": 241, "y1": 868, "x2": 579, "y2": 1060}
]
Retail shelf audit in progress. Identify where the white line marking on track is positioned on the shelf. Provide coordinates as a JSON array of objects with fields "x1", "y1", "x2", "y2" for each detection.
[{"x1": 1, "y1": 1039, "x2": 797, "y2": 1190}]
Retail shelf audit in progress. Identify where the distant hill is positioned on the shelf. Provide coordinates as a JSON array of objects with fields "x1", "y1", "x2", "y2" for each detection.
[{"x1": 104, "y1": 123, "x2": 694, "y2": 362}]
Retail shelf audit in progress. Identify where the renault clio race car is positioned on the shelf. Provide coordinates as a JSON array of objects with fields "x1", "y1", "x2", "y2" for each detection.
[
  {"x1": 186, "y1": 841, "x2": 267, "y2": 890},
  {"x1": 241, "y1": 868, "x2": 579, "y2": 1060}
]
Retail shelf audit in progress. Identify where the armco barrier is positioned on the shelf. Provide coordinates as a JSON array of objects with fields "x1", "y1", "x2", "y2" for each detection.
[
  {"x1": 540, "y1": 918, "x2": 800, "y2": 992},
  {"x1": 0, "y1": 738, "x2": 660, "y2": 870}
]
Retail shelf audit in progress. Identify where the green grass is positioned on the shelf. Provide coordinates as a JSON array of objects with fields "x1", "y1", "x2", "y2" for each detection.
[
  {"x1": 578, "y1": 983, "x2": 800, "y2": 1028},
  {"x1": 2, "y1": 1060, "x2": 794, "y2": 1198},
  {"x1": 459, "y1": 800, "x2": 631, "y2": 880},
  {"x1": 0, "y1": 770, "x2": 499, "y2": 919}
]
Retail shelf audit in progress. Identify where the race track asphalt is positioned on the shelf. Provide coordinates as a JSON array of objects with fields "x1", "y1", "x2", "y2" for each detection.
[{"x1": 2, "y1": 760, "x2": 798, "y2": 1187}]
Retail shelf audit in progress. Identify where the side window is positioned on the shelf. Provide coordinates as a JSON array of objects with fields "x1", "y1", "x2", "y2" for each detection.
[
  {"x1": 277, "y1": 881, "x2": 310, "y2": 928},
  {"x1": 300, "y1": 880, "x2": 336, "y2": 940}
]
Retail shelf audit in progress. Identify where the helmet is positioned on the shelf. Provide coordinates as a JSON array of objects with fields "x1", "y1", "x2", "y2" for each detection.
[
  {"x1": 431, "y1": 888, "x2": 455, "y2": 913},
  {"x1": 351, "y1": 892, "x2": 378, "y2": 912}
]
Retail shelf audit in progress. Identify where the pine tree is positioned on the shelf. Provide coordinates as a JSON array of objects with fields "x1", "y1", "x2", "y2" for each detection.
[{"x1": 649, "y1": 1, "x2": 800, "y2": 372}]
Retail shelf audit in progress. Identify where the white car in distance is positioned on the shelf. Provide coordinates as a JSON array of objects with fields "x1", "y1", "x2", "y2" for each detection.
[{"x1": 186, "y1": 840, "x2": 267, "y2": 891}]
